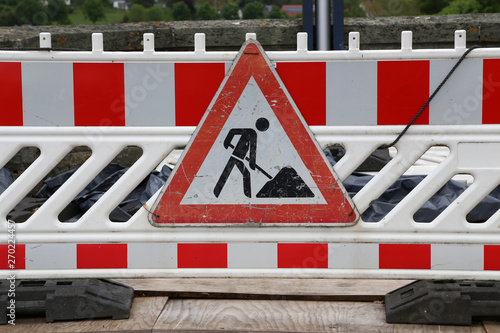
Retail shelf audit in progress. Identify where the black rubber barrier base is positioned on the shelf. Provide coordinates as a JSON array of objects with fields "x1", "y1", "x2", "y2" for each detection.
[
  {"x1": 385, "y1": 280, "x2": 500, "y2": 325},
  {"x1": 1, "y1": 279, "x2": 134, "y2": 324}
]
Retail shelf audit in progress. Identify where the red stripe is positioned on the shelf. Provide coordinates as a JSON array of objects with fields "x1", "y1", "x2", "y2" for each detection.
[
  {"x1": 175, "y1": 63, "x2": 225, "y2": 126},
  {"x1": 484, "y1": 245, "x2": 500, "y2": 270},
  {"x1": 73, "y1": 63, "x2": 125, "y2": 126},
  {"x1": 379, "y1": 244, "x2": 430, "y2": 269},
  {"x1": 0, "y1": 62, "x2": 23, "y2": 125},
  {"x1": 482, "y1": 59, "x2": 500, "y2": 124},
  {"x1": 177, "y1": 243, "x2": 227, "y2": 268},
  {"x1": 276, "y1": 62, "x2": 326, "y2": 125},
  {"x1": 0, "y1": 244, "x2": 25, "y2": 269},
  {"x1": 77, "y1": 244, "x2": 127, "y2": 269},
  {"x1": 377, "y1": 61, "x2": 430, "y2": 125},
  {"x1": 277, "y1": 243, "x2": 328, "y2": 268}
]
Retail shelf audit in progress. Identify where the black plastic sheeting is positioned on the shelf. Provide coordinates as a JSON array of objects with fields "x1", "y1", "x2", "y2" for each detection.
[
  {"x1": 323, "y1": 149, "x2": 500, "y2": 223},
  {"x1": 0, "y1": 168, "x2": 13, "y2": 196},
  {"x1": 36, "y1": 163, "x2": 172, "y2": 222},
  {"x1": 1, "y1": 151, "x2": 500, "y2": 222}
]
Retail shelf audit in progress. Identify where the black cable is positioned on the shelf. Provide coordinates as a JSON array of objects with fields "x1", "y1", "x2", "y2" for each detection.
[{"x1": 379, "y1": 45, "x2": 481, "y2": 149}]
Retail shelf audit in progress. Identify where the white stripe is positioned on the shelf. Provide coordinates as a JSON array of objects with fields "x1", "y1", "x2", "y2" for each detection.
[
  {"x1": 25, "y1": 243, "x2": 76, "y2": 269},
  {"x1": 22, "y1": 62, "x2": 74, "y2": 126},
  {"x1": 431, "y1": 244, "x2": 484, "y2": 270},
  {"x1": 326, "y1": 61, "x2": 377, "y2": 125},
  {"x1": 228, "y1": 243, "x2": 277, "y2": 268},
  {"x1": 328, "y1": 243, "x2": 379, "y2": 269},
  {"x1": 124, "y1": 63, "x2": 175, "y2": 126},
  {"x1": 429, "y1": 59, "x2": 483, "y2": 125},
  {"x1": 128, "y1": 243, "x2": 177, "y2": 269}
]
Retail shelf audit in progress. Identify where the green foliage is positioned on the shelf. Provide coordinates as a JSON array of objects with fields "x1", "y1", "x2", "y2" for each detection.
[
  {"x1": 439, "y1": 0, "x2": 482, "y2": 14},
  {"x1": 238, "y1": 0, "x2": 262, "y2": 9},
  {"x1": 373, "y1": 0, "x2": 421, "y2": 16},
  {"x1": 267, "y1": 4, "x2": 283, "y2": 18},
  {"x1": 16, "y1": 0, "x2": 47, "y2": 25},
  {"x1": 479, "y1": 0, "x2": 500, "y2": 12},
  {"x1": 46, "y1": 0, "x2": 71, "y2": 24},
  {"x1": 173, "y1": 1, "x2": 192, "y2": 20},
  {"x1": 440, "y1": 0, "x2": 500, "y2": 13},
  {"x1": 0, "y1": 0, "x2": 17, "y2": 7},
  {"x1": 131, "y1": 0, "x2": 154, "y2": 9},
  {"x1": 344, "y1": 0, "x2": 365, "y2": 17},
  {"x1": 146, "y1": 6, "x2": 164, "y2": 21},
  {"x1": 128, "y1": 3, "x2": 145, "y2": 21},
  {"x1": 242, "y1": 1, "x2": 264, "y2": 19},
  {"x1": 82, "y1": 0, "x2": 105, "y2": 23},
  {"x1": 221, "y1": 2, "x2": 239, "y2": 19},
  {"x1": 0, "y1": 4, "x2": 18, "y2": 25},
  {"x1": 163, "y1": 7, "x2": 174, "y2": 20},
  {"x1": 197, "y1": 2, "x2": 218, "y2": 20},
  {"x1": 419, "y1": 0, "x2": 451, "y2": 14}
]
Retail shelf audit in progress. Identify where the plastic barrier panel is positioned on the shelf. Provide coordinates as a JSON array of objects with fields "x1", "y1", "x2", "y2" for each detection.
[{"x1": 1, "y1": 31, "x2": 500, "y2": 280}]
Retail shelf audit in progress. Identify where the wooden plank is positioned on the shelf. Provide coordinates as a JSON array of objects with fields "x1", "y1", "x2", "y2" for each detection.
[
  {"x1": 117, "y1": 278, "x2": 413, "y2": 300},
  {"x1": 484, "y1": 321, "x2": 500, "y2": 333},
  {"x1": 1, "y1": 296, "x2": 168, "y2": 333},
  {"x1": 153, "y1": 299, "x2": 486, "y2": 333}
]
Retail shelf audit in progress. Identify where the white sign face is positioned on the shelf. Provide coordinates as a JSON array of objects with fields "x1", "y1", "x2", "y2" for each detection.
[{"x1": 181, "y1": 77, "x2": 326, "y2": 205}]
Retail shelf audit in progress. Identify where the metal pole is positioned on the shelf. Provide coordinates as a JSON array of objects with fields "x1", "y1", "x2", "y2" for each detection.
[
  {"x1": 302, "y1": 0, "x2": 314, "y2": 50},
  {"x1": 333, "y1": 0, "x2": 344, "y2": 50},
  {"x1": 316, "y1": 0, "x2": 330, "y2": 50}
]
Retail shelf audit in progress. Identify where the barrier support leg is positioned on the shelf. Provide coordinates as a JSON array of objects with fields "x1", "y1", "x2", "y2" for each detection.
[{"x1": 385, "y1": 280, "x2": 500, "y2": 325}]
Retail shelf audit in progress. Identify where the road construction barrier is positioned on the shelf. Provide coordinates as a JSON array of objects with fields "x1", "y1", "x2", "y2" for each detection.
[{"x1": 1, "y1": 31, "x2": 500, "y2": 280}]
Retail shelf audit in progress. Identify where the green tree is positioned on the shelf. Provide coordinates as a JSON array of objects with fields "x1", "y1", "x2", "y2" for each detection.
[
  {"x1": 238, "y1": 0, "x2": 262, "y2": 9},
  {"x1": 0, "y1": 4, "x2": 19, "y2": 26},
  {"x1": 128, "y1": 3, "x2": 145, "y2": 21},
  {"x1": 419, "y1": 0, "x2": 451, "y2": 14},
  {"x1": 221, "y1": 2, "x2": 239, "y2": 19},
  {"x1": 82, "y1": 0, "x2": 106, "y2": 23},
  {"x1": 46, "y1": 0, "x2": 70, "y2": 24},
  {"x1": 163, "y1": 7, "x2": 174, "y2": 20},
  {"x1": 267, "y1": 5, "x2": 283, "y2": 18},
  {"x1": 131, "y1": 0, "x2": 154, "y2": 9},
  {"x1": 374, "y1": 0, "x2": 421, "y2": 16},
  {"x1": 439, "y1": 0, "x2": 482, "y2": 14},
  {"x1": 147, "y1": 6, "x2": 164, "y2": 21},
  {"x1": 242, "y1": 2, "x2": 264, "y2": 19},
  {"x1": 478, "y1": 0, "x2": 500, "y2": 12},
  {"x1": 16, "y1": 0, "x2": 47, "y2": 25},
  {"x1": 197, "y1": 2, "x2": 218, "y2": 19},
  {"x1": 344, "y1": 0, "x2": 365, "y2": 17},
  {"x1": 173, "y1": 1, "x2": 192, "y2": 20}
]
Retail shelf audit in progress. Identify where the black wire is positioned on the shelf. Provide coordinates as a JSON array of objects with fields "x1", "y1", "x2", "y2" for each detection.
[{"x1": 379, "y1": 45, "x2": 481, "y2": 149}]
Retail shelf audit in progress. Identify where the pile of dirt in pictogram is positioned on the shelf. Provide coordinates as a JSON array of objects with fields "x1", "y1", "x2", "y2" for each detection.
[{"x1": 256, "y1": 166, "x2": 314, "y2": 198}]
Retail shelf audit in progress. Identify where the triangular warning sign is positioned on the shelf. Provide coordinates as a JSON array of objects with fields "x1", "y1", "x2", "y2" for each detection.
[{"x1": 149, "y1": 40, "x2": 358, "y2": 226}]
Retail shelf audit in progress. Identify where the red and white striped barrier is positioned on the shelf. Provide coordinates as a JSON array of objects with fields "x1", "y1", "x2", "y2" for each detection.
[
  {"x1": 1, "y1": 31, "x2": 500, "y2": 127},
  {"x1": 2, "y1": 242, "x2": 499, "y2": 271}
]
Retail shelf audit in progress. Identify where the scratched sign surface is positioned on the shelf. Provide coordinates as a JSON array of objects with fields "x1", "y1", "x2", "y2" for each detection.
[{"x1": 149, "y1": 40, "x2": 358, "y2": 226}]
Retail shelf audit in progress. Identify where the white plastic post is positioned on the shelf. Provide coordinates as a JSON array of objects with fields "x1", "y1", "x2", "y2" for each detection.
[
  {"x1": 92, "y1": 33, "x2": 104, "y2": 53},
  {"x1": 297, "y1": 32, "x2": 308, "y2": 52},
  {"x1": 455, "y1": 30, "x2": 467, "y2": 50},
  {"x1": 143, "y1": 33, "x2": 154, "y2": 53},
  {"x1": 246, "y1": 33, "x2": 257, "y2": 41},
  {"x1": 39, "y1": 33, "x2": 51, "y2": 49},
  {"x1": 195, "y1": 33, "x2": 206, "y2": 52},
  {"x1": 401, "y1": 31, "x2": 413, "y2": 51},
  {"x1": 349, "y1": 32, "x2": 360, "y2": 51}
]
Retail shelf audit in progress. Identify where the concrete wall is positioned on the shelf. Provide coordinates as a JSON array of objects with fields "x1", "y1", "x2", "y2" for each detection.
[{"x1": 0, "y1": 13, "x2": 499, "y2": 52}]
